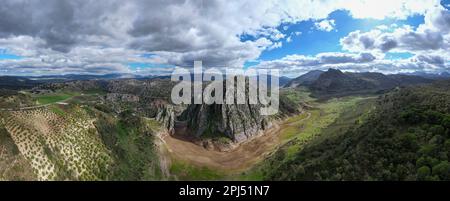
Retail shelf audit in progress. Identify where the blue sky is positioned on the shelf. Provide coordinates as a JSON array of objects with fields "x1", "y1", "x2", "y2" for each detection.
[
  {"x1": 0, "y1": 0, "x2": 449, "y2": 76},
  {"x1": 0, "y1": 49, "x2": 22, "y2": 60}
]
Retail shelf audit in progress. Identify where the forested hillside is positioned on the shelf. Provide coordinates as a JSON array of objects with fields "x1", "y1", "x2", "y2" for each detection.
[{"x1": 263, "y1": 80, "x2": 450, "y2": 181}]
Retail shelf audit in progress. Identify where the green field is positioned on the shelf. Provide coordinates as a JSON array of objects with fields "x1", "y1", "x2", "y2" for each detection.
[
  {"x1": 35, "y1": 92, "x2": 79, "y2": 105},
  {"x1": 170, "y1": 161, "x2": 225, "y2": 181}
]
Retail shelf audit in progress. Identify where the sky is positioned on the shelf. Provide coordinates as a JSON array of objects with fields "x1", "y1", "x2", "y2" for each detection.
[{"x1": 0, "y1": 0, "x2": 449, "y2": 77}]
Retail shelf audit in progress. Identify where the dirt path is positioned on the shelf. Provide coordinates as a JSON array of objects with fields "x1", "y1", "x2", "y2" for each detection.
[
  {"x1": 162, "y1": 112, "x2": 311, "y2": 173},
  {"x1": 154, "y1": 131, "x2": 175, "y2": 180}
]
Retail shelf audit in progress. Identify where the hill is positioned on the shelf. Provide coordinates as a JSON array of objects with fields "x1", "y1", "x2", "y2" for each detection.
[
  {"x1": 262, "y1": 80, "x2": 450, "y2": 181},
  {"x1": 0, "y1": 104, "x2": 165, "y2": 180}
]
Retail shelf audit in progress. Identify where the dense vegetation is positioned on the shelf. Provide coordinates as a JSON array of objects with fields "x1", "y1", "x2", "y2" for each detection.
[
  {"x1": 95, "y1": 110, "x2": 164, "y2": 180},
  {"x1": 263, "y1": 81, "x2": 450, "y2": 181}
]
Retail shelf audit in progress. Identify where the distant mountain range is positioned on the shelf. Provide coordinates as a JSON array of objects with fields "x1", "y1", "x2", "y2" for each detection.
[
  {"x1": 0, "y1": 76, "x2": 42, "y2": 90},
  {"x1": 26, "y1": 73, "x2": 171, "y2": 81},
  {"x1": 399, "y1": 71, "x2": 450, "y2": 79},
  {"x1": 285, "y1": 69, "x2": 440, "y2": 98},
  {"x1": 0, "y1": 74, "x2": 171, "y2": 90},
  {"x1": 1, "y1": 70, "x2": 449, "y2": 92}
]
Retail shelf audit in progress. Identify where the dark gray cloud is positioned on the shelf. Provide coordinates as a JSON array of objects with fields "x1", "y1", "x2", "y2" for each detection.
[
  {"x1": 319, "y1": 52, "x2": 376, "y2": 64},
  {"x1": 413, "y1": 54, "x2": 445, "y2": 66},
  {"x1": 0, "y1": 1, "x2": 112, "y2": 52},
  {"x1": 256, "y1": 52, "x2": 377, "y2": 69}
]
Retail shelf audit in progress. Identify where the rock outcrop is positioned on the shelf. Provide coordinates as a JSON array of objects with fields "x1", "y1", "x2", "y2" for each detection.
[
  {"x1": 106, "y1": 93, "x2": 140, "y2": 103},
  {"x1": 180, "y1": 79, "x2": 275, "y2": 143},
  {"x1": 155, "y1": 105, "x2": 176, "y2": 135},
  {"x1": 182, "y1": 103, "x2": 271, "y2": 143}
]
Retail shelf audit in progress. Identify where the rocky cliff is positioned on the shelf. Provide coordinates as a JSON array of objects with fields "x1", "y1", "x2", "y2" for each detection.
[
  {"x1": 181, "y1": 102, "x2": 271, "y2": 143},
  {"x1": 155, "y1": 104, "x2": 176, "y2": 135}
]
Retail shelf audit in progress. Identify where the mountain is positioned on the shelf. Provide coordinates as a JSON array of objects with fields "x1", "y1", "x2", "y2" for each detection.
[
  {"x1": 400, "y1": 71, "x2": 450, "y2": 79},
  {"x1": 284, "y1": 70, "x2": 324, "y2": 88},
  {"x1": 308, "y1": 69, "x2": 432, "y2": 98},
  {"x1": 279, "y1": 76, "x2": 292, "y2": 87}
]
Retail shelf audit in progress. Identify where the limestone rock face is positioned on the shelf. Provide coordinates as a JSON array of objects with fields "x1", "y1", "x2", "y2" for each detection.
[
  {"x1": 155, "y1": 105, "x2": 175, "y2": 135},
  {"x1": 182, "y1": 101, "x2": 271, "y2": 143}
]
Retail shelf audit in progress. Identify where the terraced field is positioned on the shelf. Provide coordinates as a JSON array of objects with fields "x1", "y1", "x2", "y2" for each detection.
[{"x1": 1, "y1": 107, "x2": 113, "y2": 180}]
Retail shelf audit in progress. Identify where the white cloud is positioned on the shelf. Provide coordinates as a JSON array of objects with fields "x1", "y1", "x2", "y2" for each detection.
[
  {"x1": 286, "y1": 36, "x2": 293, "y2": 43},
  {"x1": 376, "y1": 25, "x2": 389, "y2": 30},
  {"x1": 268, "y1": 42, "x2": 283, "y2": 50},
  {"x1": 315, "y1": 19, "x2": 336, "y2": 32},
  {"x1": 340, "y1": 7, "x2": 450, "y2": 59}
]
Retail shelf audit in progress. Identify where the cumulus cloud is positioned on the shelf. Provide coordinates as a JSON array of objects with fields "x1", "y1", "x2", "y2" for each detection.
[
  {"x1": 412, "y1": 54, "x2": 446, "y2": 66},
  {"x1": 0, "y1": 0, "x2": 443, "y2": 75},
  {"x1": 315, "y1": 19, "x2": 336, "y2": 32},
  {"x1": 335, "y1": 6, "x2": 450, "y2": 77},
  {"x1": 341, "y1": 7, "x2": 450, "y2": 56}
]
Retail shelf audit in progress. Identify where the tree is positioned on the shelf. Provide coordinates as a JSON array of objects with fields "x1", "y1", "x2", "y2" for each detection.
[
  {"x1": 429, "y1": 125, "x2": 445, "y2": 136},
  {"x1": 432, "y1": 161, "x2": 450, "y2": 179},
  {"x1": 444, "y1": 140, "x2": 450, "y2": 152},
  {"x1": 441, "y1": 116, "x2": 450, "y2": 129},
  {"x1": 417, "y1": 166, "x2": 430, "y2": 180},
  {"x1": 424, "y1": 110, "x2": 443, "y2": 125}
]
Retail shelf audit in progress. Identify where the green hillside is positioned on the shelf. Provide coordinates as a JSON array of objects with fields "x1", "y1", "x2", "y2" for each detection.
[{"x1": 261, "y1": 81, "x2": 450, "y2": 181}]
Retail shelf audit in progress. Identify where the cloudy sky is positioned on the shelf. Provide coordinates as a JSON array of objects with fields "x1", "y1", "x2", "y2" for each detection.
[{"x1": 0, "y1": 0, "x2": 449, "y2": 77}]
